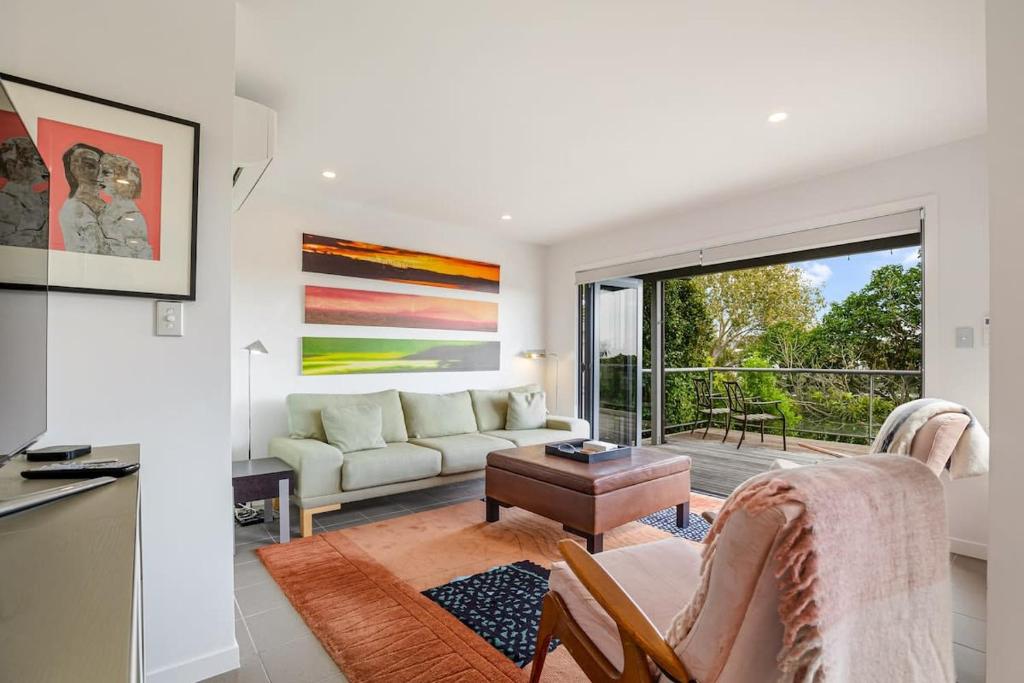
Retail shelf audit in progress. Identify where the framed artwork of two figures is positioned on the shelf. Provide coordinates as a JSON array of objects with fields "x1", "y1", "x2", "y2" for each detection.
[{"x1": 0, "y1": 73, "x2": 199, "y2": 299}]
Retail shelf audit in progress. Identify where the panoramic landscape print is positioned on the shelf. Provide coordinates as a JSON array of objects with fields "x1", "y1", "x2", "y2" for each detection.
[
  {"x1": 301, "y1": 337, "x2": 501, "y2": 375},
  {"x1": 302, "y1": 234, "x2": 500, "y2": 293},
  {"x1": 304, "y1": 285, "x2": 499, "y2": 331}
]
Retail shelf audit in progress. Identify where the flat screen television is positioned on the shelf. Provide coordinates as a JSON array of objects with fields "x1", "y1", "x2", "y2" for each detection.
[{"x1": 0, "y1": 77, "x2": 48, "y2": 465}]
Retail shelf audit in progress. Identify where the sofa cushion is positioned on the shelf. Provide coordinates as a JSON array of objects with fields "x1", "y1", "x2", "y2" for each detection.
[
  {"x1": 287, "y1": 390, "x2": 408, "y2": 443},
  {"x1": 483, "y1": 428, "x2": 580, "y2": 447},
  {"x1": 506, "y1": 390, "x2": 547, "y2": 430},
  {"x1": 400, "y1": 391, "x2": 478, "y2": 439},
  {"x1": 341, "y1": 442, "x2": 442, "y2": 491},
  {"x1": 549, "y1": 537, "x2": 702, "y2": 673},
  {"x1": 321, "y1": 404, "x2": 387, "y2": 453},
  {"x1": 410, "y1": 433, "x2": 515, "y2": 475},
  {"x1": 469, "y1": 384, "x2": 541, "y2": 432}
]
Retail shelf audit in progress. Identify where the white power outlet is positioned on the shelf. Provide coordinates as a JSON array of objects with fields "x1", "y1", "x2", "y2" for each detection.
[{"x1": 155, "y1": 301, "x2": 184, "y2": 337}]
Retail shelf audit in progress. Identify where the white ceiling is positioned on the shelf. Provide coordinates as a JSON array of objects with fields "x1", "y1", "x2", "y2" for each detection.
[{"x1": 235, "y1": 0, "x2": 985, "y2": 245}]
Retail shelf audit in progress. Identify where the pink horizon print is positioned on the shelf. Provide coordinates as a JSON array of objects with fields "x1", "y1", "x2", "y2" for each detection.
[{"x1": 304, "y1": 285, "x2": 498, "y2": 332}]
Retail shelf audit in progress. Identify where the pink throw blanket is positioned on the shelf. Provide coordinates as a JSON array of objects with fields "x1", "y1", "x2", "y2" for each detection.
[{"x1": 667, "y1": 456, "x2": 953, "y2": 682}]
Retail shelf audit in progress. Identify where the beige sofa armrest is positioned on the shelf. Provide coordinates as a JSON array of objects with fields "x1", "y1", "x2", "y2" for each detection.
[
  {"x1": 546, "y1": 415, "x2": 591, "y2": 437},
  {"x1": 269, "y1": 437, "x2": 344, "y2": 500}
]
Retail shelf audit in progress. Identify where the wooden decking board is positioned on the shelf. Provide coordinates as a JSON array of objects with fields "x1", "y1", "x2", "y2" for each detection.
[{"x1": 655, "y1": 436, "x2": 835, "y2": 498}]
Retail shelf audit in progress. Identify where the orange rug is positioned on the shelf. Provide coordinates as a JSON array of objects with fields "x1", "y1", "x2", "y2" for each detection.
[
  {"x1": 259, "y1": 494, "x2": 722, "y2": 682},
  {"x1": 257, "y1": 531, "x2": 526, "y2": 682}
]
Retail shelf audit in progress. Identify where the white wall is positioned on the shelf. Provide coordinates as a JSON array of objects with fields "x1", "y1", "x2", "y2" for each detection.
[
  {"x1": 546, "y1": 136, "x2": 990, "y2": 557},
  {"x1": 986, "y1": 0, "x2": 1024, "y2": 679},
  {"x1": 231, "y1": 186, "x2": 547, "y2": 460},
  {"x1": 7, "y1": 1, "x2": 237, "y2": 681}
]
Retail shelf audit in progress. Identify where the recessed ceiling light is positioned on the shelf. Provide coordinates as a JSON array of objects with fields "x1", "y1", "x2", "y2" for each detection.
[
  {"x1": 767, "y1": 112, "x2": 789, "y2": 124},
  {"x1": 321, "y1": 170, "x2": 337, "y2": 179},
  {"x1": 500, "y1": 214, "x2": 512, "y2": 221}
]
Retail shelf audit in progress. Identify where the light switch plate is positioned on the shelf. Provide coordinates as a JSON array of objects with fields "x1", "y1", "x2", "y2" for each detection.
[
  {"x1": 955, "y1": 326, "x2": 974, "y2": 349},
  {"x1": 155, "y1": 301, "x2": 184, "y2": 337}
]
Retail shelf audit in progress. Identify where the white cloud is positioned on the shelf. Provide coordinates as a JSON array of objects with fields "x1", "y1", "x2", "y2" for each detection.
[
  {"x1": 902, "y1": 249, "x2": 921, "y2": 265},
  {"x1": 799, "y1": 262, "x2": 832, "y2": 288}
]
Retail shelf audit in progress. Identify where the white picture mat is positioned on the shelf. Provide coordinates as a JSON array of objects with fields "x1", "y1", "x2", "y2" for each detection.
[{"x1": 2, "y1": 80, "x2": 195, "y2": 296}]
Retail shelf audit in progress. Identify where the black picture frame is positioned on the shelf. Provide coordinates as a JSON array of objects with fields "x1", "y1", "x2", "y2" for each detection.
[{"x1": 0, "y1": 72, "x2": 200, "y2": 300}]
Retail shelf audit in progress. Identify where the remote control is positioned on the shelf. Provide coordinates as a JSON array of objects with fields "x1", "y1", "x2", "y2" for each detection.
[{"x1": 21, "y1": 460, "x2": 140, "y2": 479}]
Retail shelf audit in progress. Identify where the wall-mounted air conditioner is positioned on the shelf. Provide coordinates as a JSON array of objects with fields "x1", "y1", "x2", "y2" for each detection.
[{"x1": 232, "y1": 96, "x2": 277, "y2": 212}]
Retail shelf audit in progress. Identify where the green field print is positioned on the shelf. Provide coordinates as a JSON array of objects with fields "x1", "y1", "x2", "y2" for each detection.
[{"x1": 301, "y1": 337, "x2": 501, "y2": 375}]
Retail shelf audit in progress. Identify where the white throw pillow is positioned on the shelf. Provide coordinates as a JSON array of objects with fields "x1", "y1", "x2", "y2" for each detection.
[{"x1": 505, "y1": 391, "x2": 547, "y2": 430}]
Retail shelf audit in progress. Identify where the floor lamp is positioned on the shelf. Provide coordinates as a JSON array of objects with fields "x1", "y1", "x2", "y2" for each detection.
[
  {"x1": 236, "y1": 340, "x2": 270, "y2": 526},
  {"x1": 524, "y1": 350, "x2": 559, "y2": 410},
  {"x1": 244, "y1": 340, "x2": 269, "y2": 461}
]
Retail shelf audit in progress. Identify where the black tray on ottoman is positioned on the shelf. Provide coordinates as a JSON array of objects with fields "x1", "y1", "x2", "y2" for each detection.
[{"x1": 544, "y1": 438, "x2": 632, "y2": 463}]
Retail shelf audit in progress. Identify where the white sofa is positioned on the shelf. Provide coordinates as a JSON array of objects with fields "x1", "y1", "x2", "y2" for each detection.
[{"x1": 269, "y1": 386, "x2": 590, "y2": 535}]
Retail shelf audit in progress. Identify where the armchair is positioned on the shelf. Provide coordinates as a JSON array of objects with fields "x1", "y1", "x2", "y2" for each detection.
[
  {"x1": 530, "y1": 456, "x2": 953, "y2": 683},
  {"x1": 530, "y1": 508, "x2": 787, "y2": 683}
]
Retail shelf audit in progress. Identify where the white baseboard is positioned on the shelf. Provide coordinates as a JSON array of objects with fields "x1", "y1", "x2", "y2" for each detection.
[
  {"x1": 951, "y1": 536, "x2": 988, "y2": 561},
  {"x1": 146, "y1": 642, "x2": 239, "y2": 683}
]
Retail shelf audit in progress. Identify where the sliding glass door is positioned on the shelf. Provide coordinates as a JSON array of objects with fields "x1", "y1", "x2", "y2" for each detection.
[{"x1": 579, "y1": 279, "x2": 643, "y2": 446}]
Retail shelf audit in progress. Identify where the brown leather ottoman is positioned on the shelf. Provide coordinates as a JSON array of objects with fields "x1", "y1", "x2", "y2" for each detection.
[{"x1": 485, "y1": 445, "x2": 692, "y2": 553}]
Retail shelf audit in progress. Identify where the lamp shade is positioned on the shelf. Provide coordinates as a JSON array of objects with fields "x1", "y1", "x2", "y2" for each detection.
[{"x1": 244, "y1": 340, "x2": 269, "y2": 355}]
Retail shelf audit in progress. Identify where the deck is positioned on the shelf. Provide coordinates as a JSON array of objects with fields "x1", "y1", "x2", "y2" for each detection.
[{"x1": 650, "y1": 428, "x2": 870, "y2": 498}]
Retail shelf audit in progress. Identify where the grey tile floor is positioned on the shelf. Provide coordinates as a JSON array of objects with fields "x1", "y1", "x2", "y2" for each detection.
[
  {"x1": 204, "y1": 477, "x2": 487, "y2": 683},
  {"x1": 207, "y1": 476, "x2": 989, "y2": 682},
  {"x1": 951, "y1": 553, "x2": 988, "y2": 682}
]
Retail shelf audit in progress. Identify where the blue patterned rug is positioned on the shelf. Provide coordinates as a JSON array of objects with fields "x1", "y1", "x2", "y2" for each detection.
[
  {"x1": 423, "y1": 560, "x2": 556, "y2": 667},
  {"x1": 422, "y1": 511, "x2": 710, "y2": 666},
  {"x1": 639, "y1": 509, "x2": 713, "y2": 541}
]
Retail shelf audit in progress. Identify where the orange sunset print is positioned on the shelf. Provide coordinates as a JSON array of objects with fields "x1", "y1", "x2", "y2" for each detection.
[
  {"x1": 305, "y1": 285, "x2": 498, "y2": 332},
  {"x1": 302, "y1": 234, "x2": 500, "y2": 293}
]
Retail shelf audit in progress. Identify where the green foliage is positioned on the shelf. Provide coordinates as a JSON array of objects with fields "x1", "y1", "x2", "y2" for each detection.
[
  {"x1": 735, "y1": 353, "x2": 800, "y2": 428},
  {"x1": 742, "y1": 262, "x2": 923, "y2": 422},
  {"x1": 696, "y1": 265, "x2": 823, "y2": 365},
  {"x1": 643, "y1": 279, "x2": 714, "y2": 427},
  {"x1": 751, "y1": 320, "x2": 821, "y2": 368},
  {"x1": 600, "y1": 354, "x2": 637, "y2": 413},
  {"x1": 816, "y1": 264, "x2": 922, "y2": 373},
  {"x1": 642, "y1": 256, "x2": 922, "y2": 442}
]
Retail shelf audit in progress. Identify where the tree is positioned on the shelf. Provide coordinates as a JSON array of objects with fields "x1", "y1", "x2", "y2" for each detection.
[
  {"x1": 695, "y1": 265, "x2": 823, "y2": 365},
  {"x1": 815, "y1": 264, "x2": 922, "y2": 371},
  {"x1": 751, "y1": 320, "x2": 820, "y2": 369},
  {"x1": 745, "y1": 261, "x2": 922, "y2": 433}
]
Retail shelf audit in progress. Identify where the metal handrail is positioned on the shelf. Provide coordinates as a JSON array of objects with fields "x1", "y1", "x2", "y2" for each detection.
[
  {"x1": 626, "y1": 365, "x2": 922, "y2": 441},
  {"x1": 641, "y1": 366, "x2": 920, "y2": 377}
]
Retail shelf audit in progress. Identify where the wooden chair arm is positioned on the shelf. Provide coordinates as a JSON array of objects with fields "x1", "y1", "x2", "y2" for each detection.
[{"x1": 558, "y1": 539, "x2": 691, "y2": 682}]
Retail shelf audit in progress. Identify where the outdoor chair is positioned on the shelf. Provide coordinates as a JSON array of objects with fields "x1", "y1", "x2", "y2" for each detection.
[
  {"x1": 722, "y1": 380, "x2": 787, "y2": 450},
  {"x1": 691, "y1": 377, "x2": 730, "y2": 440}
]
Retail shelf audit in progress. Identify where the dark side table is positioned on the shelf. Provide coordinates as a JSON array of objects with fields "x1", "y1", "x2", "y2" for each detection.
[{"x1": 232, "y1": 458, "x2": 295, "y2": 544}]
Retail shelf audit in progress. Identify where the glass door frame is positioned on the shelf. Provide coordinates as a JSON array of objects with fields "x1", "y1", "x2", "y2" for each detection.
[{"x1": 577, "y1": 278, "x2": 644, "y2": 446}]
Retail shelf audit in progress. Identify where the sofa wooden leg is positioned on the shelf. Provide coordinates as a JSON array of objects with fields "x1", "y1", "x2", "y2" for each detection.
[{"x1": 300, "y1": 503, "x2": 340, "y2": 538}]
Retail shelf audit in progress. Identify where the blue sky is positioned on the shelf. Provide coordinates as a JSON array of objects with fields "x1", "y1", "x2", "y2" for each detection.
[{"x1": 794, "y1": 246, "x2": 919, "y2": 309}]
